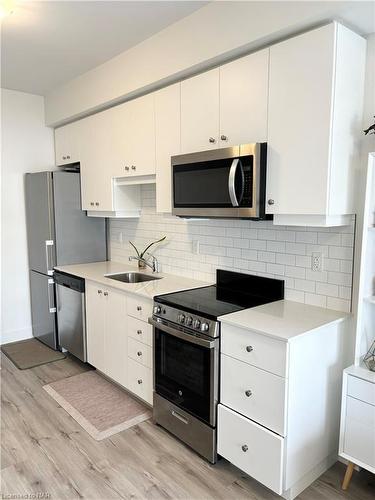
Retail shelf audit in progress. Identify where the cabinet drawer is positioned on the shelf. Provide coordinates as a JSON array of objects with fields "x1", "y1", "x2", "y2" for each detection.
[
  {"x1": 127, "y1": 358, "x2": 153, "y2": 405},
  {"x1": 127, "y1": 316, "x2": 153, "y2": 346},
  {"x1": 221, "y1": 354, "x2": 286, "y2": 436},
  {"x1": 344, "y1": 396, "x2": 375, "y2": 468},
  {"x1": 221, "y1": 323, "x2": 287, "y2": 377},
  {"x1": 347, "y1": 376, "x2": 375, "y2": 406},
  {"x1": 128, "y1": 337, "x2": 152, "y2": 368},
  {"x1": 127, "y1": 295, "x2": 153, "y2": 322},
  {"x1": 218, "y1": 404, "x2": 284, "y2": 494}
]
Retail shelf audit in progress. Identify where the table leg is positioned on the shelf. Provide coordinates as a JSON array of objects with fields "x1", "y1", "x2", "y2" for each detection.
[{"x1": 342, "y1": 461, "x2": 354, "y2": 490}]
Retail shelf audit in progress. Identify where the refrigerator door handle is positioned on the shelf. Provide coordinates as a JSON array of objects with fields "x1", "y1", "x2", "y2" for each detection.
[
  {"x1": 48, "y1": 278, "x2": 56, "y2": 313},
  {"x1": 45, "y1": 240, "x2": 54, "y2": 276}
]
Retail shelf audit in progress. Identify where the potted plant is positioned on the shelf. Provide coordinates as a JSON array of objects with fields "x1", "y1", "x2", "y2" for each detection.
[{"x1": 129, "y1": 236, "x2": 166, "y2": 270}]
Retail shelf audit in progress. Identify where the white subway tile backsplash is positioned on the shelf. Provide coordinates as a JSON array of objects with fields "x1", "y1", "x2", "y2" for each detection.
[{"x1": 109, "y1": 185, "x2": 355, "y2": 313}]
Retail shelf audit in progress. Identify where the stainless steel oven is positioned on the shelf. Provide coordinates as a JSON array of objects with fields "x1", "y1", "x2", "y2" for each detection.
[
  {"x1": 172, "y1": 143, "x2": 267, "y2": 219},
  {"x1": 149, "y1": 311, "x2": 219, "y2": 463}
]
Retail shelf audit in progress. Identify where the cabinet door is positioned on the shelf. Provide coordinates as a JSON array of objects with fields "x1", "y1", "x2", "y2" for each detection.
[
  {"x1": 79, "y1": 113, "x2": 113, "y2": 212},
  {"x1": 113, "y1": 95, "x2": 156, "y2": 177},
  {"x1": 54, "y1": 121, "x2": 81, "y2": 166},
  {"x1": 181, "y1": 69, "x2": 219, "y2": 153},
  {"x1": 266, "y1": 24, "x2": 334, "y2": 215},
  {"x1": 155, "y1": 84, "x2": 181, "y2": 212},
  {"x1": 220, "y1": 49, "x2": 269, "y2": 147},
  {"x1": 86, "y1": 282, "x2": 106, "y2": 371},
  {"x1": 104, "y1": 288, "x2": 127, "y2": 387}
]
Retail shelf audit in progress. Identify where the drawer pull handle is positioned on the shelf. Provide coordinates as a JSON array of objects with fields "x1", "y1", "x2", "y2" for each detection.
[
  {"x1": 137, "y1": 330, "x2": 142, "y2": 335},
  {"x1": 137, "y1": 351, "x2": 142, "y2": 357},
  {"x1": 171, "y1": 410, "x2": 188, "y2": 425},
  {"x1": 242, "y1": 445, "x2": 248, "y2": 453},
  {"x1": 137, "y1": 379, "x2": 143, "y2": 384},
  {"x1": 137, "y1": 306, "x2": 142, "y2": 311},
  {"x1": 97, "y1": 290, "x2": 102, "y2": 294},
  {"x1": 246, "y1": 345, "x2": 253, "y2": 352},
  {"x1": 245, "y1": 390, "x2": 252, "y2": 397}
]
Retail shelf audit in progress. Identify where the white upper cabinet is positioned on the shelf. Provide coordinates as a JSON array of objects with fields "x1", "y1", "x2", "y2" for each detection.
[
  {"x1": 155, "y1": 83, "x2": 181, "y2": 213},
  {"x1": 79, "y1": 112, "x2": 114, "y2": 212},
  {"x1": 266, "y1": 23, "x2": 366, "y2": 226},
  {"x1": 181, "y1": 68, "x2": 220, "y2": 153},
  {"x1": 112, "y1": 93, "x2": 156, "y2": 178},
  {"x1": 54, "y1": 120, "x2": 82, "y2": 166},
  {"x1": 219, "y1": 49, "x2": 269, "y2": 147}
]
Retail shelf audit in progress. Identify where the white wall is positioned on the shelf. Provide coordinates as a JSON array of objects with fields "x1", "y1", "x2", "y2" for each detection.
[
  {"x1": 45, "y1": 1, "x2": 374, "y2": 126},
  {"x1": 1, "y1": 89, "x2": 55, "y2": 345},
  {"x1": 110, "y1": 185, "x2": 355, "y2": 313}
]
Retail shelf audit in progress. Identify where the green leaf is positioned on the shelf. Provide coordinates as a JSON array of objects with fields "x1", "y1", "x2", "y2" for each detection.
[
  {"x1": 140, "y1": 236, "x2": 166, "y2": 258},
  {"x1": 129, "y1": 241, "x2": 140, "y2": 257}
]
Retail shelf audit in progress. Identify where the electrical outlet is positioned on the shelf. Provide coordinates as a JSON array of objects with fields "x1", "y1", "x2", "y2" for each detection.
[
  {"x1": 192, "y1": 240, "x2": 200, "y2": 255},
  {"x1": 311, "y1": 252, "x2": 323, "y2": 272}
]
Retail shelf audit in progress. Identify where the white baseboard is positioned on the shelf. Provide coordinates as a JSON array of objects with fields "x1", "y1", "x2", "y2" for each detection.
[{"x1": 0, "y1": 326, "x2": 33, "y2": 345}]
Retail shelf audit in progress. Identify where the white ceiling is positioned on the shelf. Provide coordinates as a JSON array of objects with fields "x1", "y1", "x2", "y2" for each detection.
[{"x1": 1, "y1": 1, "x2": 208, "y2": 95}]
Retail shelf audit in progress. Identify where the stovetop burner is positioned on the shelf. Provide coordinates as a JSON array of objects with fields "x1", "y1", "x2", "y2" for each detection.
[{"x1": 155, "y1": 270, "x2": 285, "y2": 320}]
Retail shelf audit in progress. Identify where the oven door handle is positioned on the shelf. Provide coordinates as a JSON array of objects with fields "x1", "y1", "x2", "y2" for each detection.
[
  {"x1": 228, "y1": 158, "x2": 244, "y2": 207},
  {"x1": 148, "y1": 317, "x2": 217, "y2": 349}
]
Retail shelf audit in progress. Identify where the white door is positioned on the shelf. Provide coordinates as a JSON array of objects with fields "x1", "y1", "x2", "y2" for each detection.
[
  {"x1": 219, "y1": 49, "x2": 269, "y2": 147},
  {"x1": 54, "y1": 121, "x2": 81, "y2": 166},
  {"x1": 80, "y1": 113, "x2": 114, "y2": 211},
  {"x1": 86, "y1": 282, "x2": 106, "y2": 372},
  {"x1": 104, "y1": 288, "x2": 127, "y2": 387},
  {"x1": 155, "y1": 83, "x2": 181, "y2": 213},
  {"x1": 181, "y1": 68, "x2": 220, "y2": 153},
  {"x1": 266, "y1": 24, "x2": 334, "y2": 215}
]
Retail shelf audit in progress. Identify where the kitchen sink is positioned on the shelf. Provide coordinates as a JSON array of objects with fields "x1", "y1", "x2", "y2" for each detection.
[{"x1": 105, "y1": 272, "x2": 162, "y2": 283}]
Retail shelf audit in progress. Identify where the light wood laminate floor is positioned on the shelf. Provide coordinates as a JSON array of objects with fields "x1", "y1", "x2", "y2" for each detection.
[{"x1": 1, "y1": 353, "x2": 374, "y2": 500}]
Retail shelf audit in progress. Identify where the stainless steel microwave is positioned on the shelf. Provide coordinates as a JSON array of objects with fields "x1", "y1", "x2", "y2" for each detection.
[{"x1": 172, "y1": 143, "x2": 268, "y2": 219}]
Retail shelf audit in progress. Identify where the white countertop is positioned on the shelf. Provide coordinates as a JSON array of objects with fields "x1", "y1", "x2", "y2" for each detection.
[
  {"x1": 54, "y1": 261, "x2": 210, "y2": 300},
  {"x1": 344, "y1": 364, "x2": 375, "y2": 383},
  {"x1": 219, "y1": 300, "x2": 348, "y2": 342}
]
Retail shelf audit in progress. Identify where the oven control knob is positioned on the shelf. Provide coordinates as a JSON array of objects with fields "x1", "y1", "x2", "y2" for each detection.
[
  {"x1": 153, "y1": 305, "x2": 161, "y2": 315},
  {"x1": 185, "y1": 316, "x2": 193, "y2": 326},
  {"x1": 193, "y1": 319, "x2": 201, "y2": 329},
  {"x1": 178, "y1": 313, "x2": 185, "y2": 324},
  {"x1": 200, "y1": 322, "x2": 209, "y2": 333}
]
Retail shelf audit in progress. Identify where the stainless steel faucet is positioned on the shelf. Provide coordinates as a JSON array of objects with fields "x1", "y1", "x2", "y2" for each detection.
[{"x1": 129, "y1": 253, "x2": 160, "y2": 273}]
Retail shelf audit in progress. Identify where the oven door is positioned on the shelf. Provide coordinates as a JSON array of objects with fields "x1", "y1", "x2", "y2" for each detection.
[
  {"x1": 150, "y1": 317, "x2": 219, "y2": 427},
  {"x1": 172, "y1": 143, "x2": 264, "y2": 218}
]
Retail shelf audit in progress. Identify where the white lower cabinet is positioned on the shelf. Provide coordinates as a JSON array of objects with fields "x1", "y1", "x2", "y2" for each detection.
[
  {"x1": 127, "y1": 358, "x2": 153, "y2": 405},
  {"x1": 218, "y1": 405, "x2": 284, "y2": 495},
  {"x1": 219, "y1": 315, "x2": 349, "y2": 499},
  {"x1": 86, "y1": 281, "x2": 153, "y2": 405},
  {"x1": 221, "y1": 354, "x2": 286, "y2": 436},
  {"x1": 339, "y1": 368, "x2": 375, "y2": 473}
]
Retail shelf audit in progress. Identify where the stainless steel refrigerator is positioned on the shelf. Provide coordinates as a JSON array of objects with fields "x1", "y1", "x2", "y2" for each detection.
[{"x1": 25, "y1": 171, "x2": 107, "y2": 350}]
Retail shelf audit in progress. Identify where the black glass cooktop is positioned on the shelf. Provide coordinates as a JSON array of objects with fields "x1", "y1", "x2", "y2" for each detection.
[{"x1": 155, "y1": 270, "x2": 284, "y2": 320}]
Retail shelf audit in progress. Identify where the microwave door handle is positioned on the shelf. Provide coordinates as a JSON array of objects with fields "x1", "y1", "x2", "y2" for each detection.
[{"x1": 228, "y1": 159, "x2": 240, "y2": 207}]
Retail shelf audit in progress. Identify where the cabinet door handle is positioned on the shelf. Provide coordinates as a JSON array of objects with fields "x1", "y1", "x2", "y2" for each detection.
[
  {"x1": 125, "y1": 166, "x2": 129, "y2": 171},
  {"x1": 220, "y1": 135, "x2": 228, "y2": 141},
  {"x1": 137, "y1": 351, "x2": 142, "y2": 357},
  {"x1": 137, "y1": 379, "x2": 143, "y2": 384},
  {"x1": 137, "y1": 330, "x2": 142, "y2": 335},
  {"x1": 268, "y1": 199, "x2": 275, "y2": 205},
  {"x1": 245, "y1": 390, "x2": 252, "y2": 397},
  {"x1": 131, "y1": 165, "x2": 136, "y2": 170},
  {"x1": 97, "y1": 289, "x2": 102, "y2": 294},
  {"x1": 62, "y1": 156, "x2": 66, "y2": 160},
  {"x1": 90, "y1": 202, "x2": 94, "y2": 206},
  {"x1": 67, "y1": 155, "x2": 71, "y2": 160},
  {"x1": 103, "y1": 291, "x2": 108, "y2": 297},
  {"x1": 246, "y1": 345, "x2": 253, "y2": 352},
  {"x1": 137, "y1": 306, "x2": 142, "y2": 311},
  {"x1": 242, "y1": 445, "x2": 248, "y2": 453},
  {"x1": 208, "y1": 137, "x2": 216, "y2": 144},
  {"x1": 95, "y1": 202, "x2": 99, "y2": 206}
]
